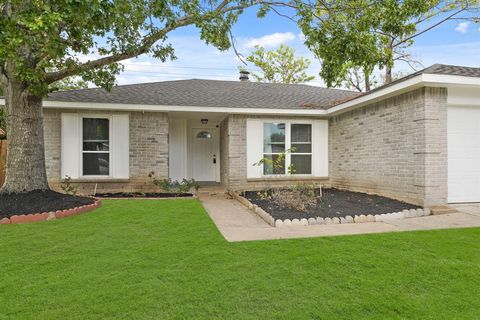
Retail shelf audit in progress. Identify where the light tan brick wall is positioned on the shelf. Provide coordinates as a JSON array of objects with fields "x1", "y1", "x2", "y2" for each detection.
[
  {"x1": 329, "y1": 87, "x2": 448, "y2": 206},
  {"x1": 220, "y1": 114, "x2": 330, "y2": 191},
  {"x1": 43, "y1": 109, "x2": 61, "y2": 180},
  {"x1": 43, "y1": 109, "x2": 168, "y2": 194},
  {"x1": 43, "y1": 86, "x2": 448, "y2": 202}
]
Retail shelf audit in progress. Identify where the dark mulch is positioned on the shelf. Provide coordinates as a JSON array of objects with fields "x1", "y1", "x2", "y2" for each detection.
[
  {"x1": 0, "y1": 190, "x2": 95, "y2": 219},
  {"x1": 244, "y1": 188, "x2": 420, "y2": 220},
  {"x1": 95, "y1": 192, "x2": 193, "y2": 198}
]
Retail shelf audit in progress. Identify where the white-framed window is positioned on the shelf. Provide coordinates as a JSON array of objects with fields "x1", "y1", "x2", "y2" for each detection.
[
  {"x1": 81, "y1": 116, "x2": 111, "y2": 177},
  {"x1": 61, "y1": 113, "x2": 129, "y2": 180},
  {"x1": 263, "y1": 122, "x2": 312, "y2": 175}
]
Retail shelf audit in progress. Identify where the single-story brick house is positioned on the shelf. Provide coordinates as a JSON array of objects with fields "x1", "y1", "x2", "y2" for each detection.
[{"x1": 1, "y1": 63, "x2": 479, "y2": 206}]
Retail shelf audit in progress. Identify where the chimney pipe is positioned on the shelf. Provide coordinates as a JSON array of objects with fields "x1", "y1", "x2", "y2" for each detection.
[{"x1": 239, "y1": 70, "x2": 250, "y2": 82}]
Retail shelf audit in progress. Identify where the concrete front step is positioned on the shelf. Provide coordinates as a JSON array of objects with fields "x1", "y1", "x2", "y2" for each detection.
[{"x1": 429, "y1": 205, "x2": 458, "y2": 215}]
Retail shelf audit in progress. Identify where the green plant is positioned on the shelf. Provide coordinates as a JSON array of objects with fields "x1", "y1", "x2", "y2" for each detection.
[
  {"x1": 256, "y1": 189, "x2": 273, "y2": 200},
  {"x1": 254, "y1": 148, "x2": 296, "y2": 175},
  {"x1": 148, "y1": 172, "x2": 199, "y2": 193},
  {"x1": 293, "y1": 183, "x2": 320, "y2": 198},
  {"x1": 243, "y1": 44, "x2": 315, "y2": 84},
  {"x1": 60, "y1": 175, "x2": 77, "y2": 196}
]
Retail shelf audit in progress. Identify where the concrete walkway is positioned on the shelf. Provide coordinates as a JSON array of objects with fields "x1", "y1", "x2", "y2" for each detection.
[{"x1": 198, "y1": 190, "x2": 480, "y2": 242}]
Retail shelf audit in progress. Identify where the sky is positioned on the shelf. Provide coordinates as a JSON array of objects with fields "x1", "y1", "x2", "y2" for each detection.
[{"x1": 110, "y1": 5, "x2": 480, "y2": 88}]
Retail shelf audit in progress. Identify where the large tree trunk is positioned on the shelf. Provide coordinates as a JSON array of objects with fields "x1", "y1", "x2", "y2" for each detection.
[{"x1": 0, "y1": 77, "x2": 49, "y2": 193}]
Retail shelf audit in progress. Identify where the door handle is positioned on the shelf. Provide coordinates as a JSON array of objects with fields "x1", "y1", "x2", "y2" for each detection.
[{"x1": 213, "y1": 154, "x2": 216, "y2": 164}]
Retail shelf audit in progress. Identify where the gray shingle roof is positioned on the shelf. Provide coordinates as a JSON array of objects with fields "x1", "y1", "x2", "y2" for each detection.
[
  {"x1": 43, "y1": 64, "x2": 480, "y2": 110},
  {"x1": 423, "y1": 63, "x2": 480, "y2": 77},
  {"x1": 46, "y1": 79, "x2": 357, "y2": 110}
]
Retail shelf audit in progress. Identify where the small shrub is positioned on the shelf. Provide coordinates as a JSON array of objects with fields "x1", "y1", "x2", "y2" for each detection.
[
  {"x1": 148, "y1": 172, "x2": 199, "y2": 193},
  {"x1": 271, "y1": 189, "x2": 317, "y2": 212},
  {"x1": 60, "y1": 175, "x2": 77, "y2": 196},
  {"x1": 292, "y1": 183, "x2": 316, "y2": 197},
  {"x1": 256, "y1": 189, "x2": 273, "y2": 200}
]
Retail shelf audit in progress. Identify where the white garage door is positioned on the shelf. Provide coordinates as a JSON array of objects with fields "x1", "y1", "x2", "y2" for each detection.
[{"x1": 448, "y1": 105, "x2": 480, "y2": 203}]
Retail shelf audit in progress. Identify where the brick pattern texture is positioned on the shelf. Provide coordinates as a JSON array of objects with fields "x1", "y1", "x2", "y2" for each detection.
[
  {"x1": 43, "y1": 87, "x2": 448, "y2": 204},
  {"x1": 44, "y1": 109, "x2": 169, "y2": 194},
  {"x1": 329, "y1": 87, "x2": 448, "y2": 206}
]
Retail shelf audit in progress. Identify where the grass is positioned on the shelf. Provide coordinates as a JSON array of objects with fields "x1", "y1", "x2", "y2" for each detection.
[{"x1": 1, "y1": 199, "x2": 479, "y2": 319}]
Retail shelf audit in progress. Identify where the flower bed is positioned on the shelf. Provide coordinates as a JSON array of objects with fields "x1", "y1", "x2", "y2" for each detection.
[
  {"x1": 0, "y1": 199, "x2": 101, "y2": 224},
  {"x1": 231, "y1": 188, "x2": 430, "y2": 228}
]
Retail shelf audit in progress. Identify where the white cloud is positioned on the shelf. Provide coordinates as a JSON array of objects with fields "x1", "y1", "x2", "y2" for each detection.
[
  {"x1": 244, "y1": 32, "x2": 296, "y2": 48},
  {"x1": 455, "y1": 22, "x2": 469, "y2": 34}
]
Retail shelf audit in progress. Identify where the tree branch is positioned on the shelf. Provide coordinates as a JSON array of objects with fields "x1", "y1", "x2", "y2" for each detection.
[
  {"x1": 395, "y1": 6, "x2": 468, "y2": 47},
  {"x1": 46, "y1": 1, "x2": 291, "y2": 84}
]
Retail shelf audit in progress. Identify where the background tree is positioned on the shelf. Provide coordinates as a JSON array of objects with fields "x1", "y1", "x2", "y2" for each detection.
[
  {"x1": 49, "y1": 77, "x2": 89, "y2": 92},
  {"x1": 343, "y1": 67, "x2": 409, "y2": 92},
  {"x1": 0, "y1": 0, "x2": 291, "y2": 194},
  {"x1": 297, "y1": 0, "x2": 479, "y2": 90},
  {"x1": 244, "y1": 44, "x2": 315, "y2": 83}
]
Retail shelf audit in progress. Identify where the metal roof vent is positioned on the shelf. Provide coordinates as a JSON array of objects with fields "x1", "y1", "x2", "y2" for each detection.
[{"x1": 239, "y1": 70, "x2": 250, "y2": 82}]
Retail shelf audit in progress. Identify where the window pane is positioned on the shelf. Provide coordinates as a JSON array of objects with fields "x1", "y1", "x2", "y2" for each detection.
[
  {"x1": 263, "y1": 154, "x2": 285, "y2": 175},
  {"x1": 291, "y1": 124, "x2": 311, "y2": 143},
  {"x1": 291, "y1": 155, "x2": 312, "y2": 174},
  {"x1": 83, "y1": 118, "x2": 109, "y2": 141},
  {"x1": 264, "y1": 144, "x2": 286, "y2": 153},
  {"x1": 291, "y1": 143, "x2": 311, "y2": 153},
  {"x1": 196, "y1": 131, "x2": 212, "y2": 139},
  {"x1": 264, "y1": 123, "x2": 285, "y2": 153},
  {"x1": 83, "y1": 153, "x2": 110, "y2": 176},
  {"x1": 83, "y1": 142, "x2": 110, "y2": 151}
]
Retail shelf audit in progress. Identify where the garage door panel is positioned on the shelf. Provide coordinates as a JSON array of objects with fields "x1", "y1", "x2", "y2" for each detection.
[{"x1": 448, "y1": 105, "x2": 480, "y2": 203}]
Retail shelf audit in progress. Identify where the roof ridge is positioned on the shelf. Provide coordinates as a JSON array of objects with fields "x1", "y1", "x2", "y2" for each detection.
[{"x1": 48, "y1": 78, "x2": 357, "y2": 95}]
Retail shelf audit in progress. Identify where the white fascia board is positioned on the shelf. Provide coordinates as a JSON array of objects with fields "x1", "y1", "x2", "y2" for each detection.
[
  {"x1": 37, "y1": 100, "x2": 328, "y2": 116},
  {"x1": 421, "y1": 73, "x2": 480, "y2": 87}
]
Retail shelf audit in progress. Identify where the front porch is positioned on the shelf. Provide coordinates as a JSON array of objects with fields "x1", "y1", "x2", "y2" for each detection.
[{"x1": 168, "y1": 112, "x2": 227, "y2": 185}]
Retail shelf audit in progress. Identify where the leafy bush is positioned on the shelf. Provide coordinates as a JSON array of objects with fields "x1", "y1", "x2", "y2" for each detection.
[
  {"x1": 60, "y1": 175, "x2": 78, "y2": 196},
  {"x1": 258, "y1": 183, "x2": 321, "y2": 212},
  {"x1": 148, "y1": 172, "x2": 199, "y2": 193}
]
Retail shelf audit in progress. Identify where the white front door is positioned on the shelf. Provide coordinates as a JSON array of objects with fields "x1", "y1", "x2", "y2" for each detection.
[
  {"x1": 448, "y1": 105, "x2": 480, "y2": 203},
  {"x1": 190, "y1": 128, "x2": 219, "y2": 182}
]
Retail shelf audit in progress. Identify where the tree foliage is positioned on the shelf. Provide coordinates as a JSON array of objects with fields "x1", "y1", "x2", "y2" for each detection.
[
  {"x1": 297, "y1": 0, "x2": 479, "y2": 89},
  {"x1": 244, "y1": 45, "x2": 315, "y2": 83},
  {"x1": 0, "y1": 0, "x2": 289, "y2": 96},
  {"x1": 49, "y1": 77, "x2": 88, "y2": 92},
  {"x1": 0, "y1": 0, "x2": 296, "y2": 193}
]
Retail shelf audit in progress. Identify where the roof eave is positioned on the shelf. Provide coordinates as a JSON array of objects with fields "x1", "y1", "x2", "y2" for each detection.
[
  {"x1": 33, "y1": 100, "x2": 329, "y2": 116},
  {"x1": 328, "y1": 73, "x2": 480, "y2": 116}
]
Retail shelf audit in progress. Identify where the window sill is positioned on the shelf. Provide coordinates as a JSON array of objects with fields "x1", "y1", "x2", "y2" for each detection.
[{"x1": 247, "y1": 176, "x2": 329, "y2": 182}]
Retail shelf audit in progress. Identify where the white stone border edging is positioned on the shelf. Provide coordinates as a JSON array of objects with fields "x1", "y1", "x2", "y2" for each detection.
[{"x1": 229, "y1": 191, "x2": 431, "y2": 228}]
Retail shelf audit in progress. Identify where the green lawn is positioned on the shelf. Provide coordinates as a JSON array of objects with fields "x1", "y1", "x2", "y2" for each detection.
[{"x1": 1, "y1": 199, "x2": 479, "y2": 319}]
